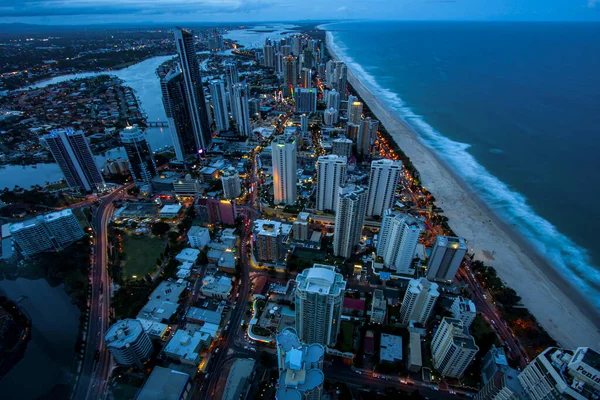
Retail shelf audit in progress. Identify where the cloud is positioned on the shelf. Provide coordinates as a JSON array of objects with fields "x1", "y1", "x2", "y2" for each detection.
[
  {"x1": 588, "y1": 0, "x2": 598, "y2": 8},
  {"x1": 0, "y1": 0, "x2": 275, "y2": 17},
  {"x1": 336, "y1": 6, "x2": 348, "y2": 12}
]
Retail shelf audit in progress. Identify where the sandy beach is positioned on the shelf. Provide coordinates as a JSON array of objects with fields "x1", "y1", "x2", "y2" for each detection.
[{"x1": 325, "y1": 33, "x2": 600, "y2": 350}]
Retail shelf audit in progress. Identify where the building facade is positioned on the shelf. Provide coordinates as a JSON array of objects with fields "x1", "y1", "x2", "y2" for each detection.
[
  {"x1": 295, "y1": 88, "x2": 317, "y2": 113},
  {"x1": 357, "y1": 117, "x2": 379, "y2": 156},
  {"x1": 105, "y1": 319, "x2": 153, "y2": 369},
  {"x1": 295, "y1": 264, "x2": 347, "y2": 347},
  {"x1": 451, "y1": 296, "x2": 477, "y2": 329},
  {"x1": 120, "y1": 125, "x2": 157, "y2": 185},
  {"x1": 426, "y1": 235, "x2": 467, "y2": 282},
  {"x1": 333, "y1": 184, "x2": 367, "y2": 259},
  {"x1": 10, "y1": 209, "x2": 85, "y2": 257},
  {"x1": 316, "y1": 155, "x2": 347, "y2": 212},
  {"x1": 209, "y1": 79, "x2": 230, "y2": 132},
  {"x1": 221, "y1": 168, "x2": 242, "y2": 199},
  {"x1": 332, "y1": 137, "x2": 352, "y2": 158},
  {"x1": 272, "y1": 135, "x2": 298, "y2": 206},
  {"x1": 431, "y1": 318, "x2": 479, "y2": 379},
  {"x1": 231, "y1": 82, "x2": 251, "y2": 137},
  {"x1": 377, "y1": 210, "x2": 422, "y2": 274},
  {"x1": 42, "y1": 128, "x2": 105, "y2": 192},
  {"x1": 348, "y1": 101, "x2": 363, "y2": 125},
  {"x1": 365, "y1": 159, "x2": 402, "y2": 217},
  {"x1": 399, "y1": 278, "x2": 439, "y2": 326}
]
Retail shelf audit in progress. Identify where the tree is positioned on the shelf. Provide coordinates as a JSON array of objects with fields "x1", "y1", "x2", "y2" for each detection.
[{"x1": 151, "y1": 221, "x2": 171, "y2": 236}]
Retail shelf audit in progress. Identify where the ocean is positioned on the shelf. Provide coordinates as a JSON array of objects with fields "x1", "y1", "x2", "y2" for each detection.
[{"x1": 326, "y1": 21, "x2": 600, "y2": 305}]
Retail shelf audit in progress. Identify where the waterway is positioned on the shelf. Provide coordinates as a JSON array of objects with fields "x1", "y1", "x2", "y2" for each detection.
[{"x1": 0, "y1": 278, "x2": 81, "y2": 399}]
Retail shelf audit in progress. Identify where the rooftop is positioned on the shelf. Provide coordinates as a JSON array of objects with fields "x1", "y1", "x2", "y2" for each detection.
[
  {"x1": 105, "y1": 319, "x2": 145, "y2": 349},
  {"x1": 159, "y1": 204, "x2": 183, "y2": 215},
  {"x1": 297, "y1": 264, "x2": 346, "y2": 296},
  {"x1": 343, "y1": 298, "x2": 365, "y2": 311},
  {"x1": 136, "y1": 366, "x2": 190, "y2": 400},
  {"x1": 186, "y1": 307, "x2": 222, "y2": 325},
  {"x1": 163, "y1": 329, "x2": 207, "y2": 362},
  {"x1": 380, "y1": 333, "x2": 403, "y2": 363}
]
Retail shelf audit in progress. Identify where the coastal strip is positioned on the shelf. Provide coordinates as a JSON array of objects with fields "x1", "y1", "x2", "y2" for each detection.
[{"x1": 324, "y1": 30, "x2": 600, "y2": 349}]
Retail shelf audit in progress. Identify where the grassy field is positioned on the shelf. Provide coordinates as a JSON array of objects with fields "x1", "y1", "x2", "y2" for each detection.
[
  {"x1": 122, "y1": 235, "x2": 164, "y2": 278},
  {"x1": 339, "y1": 321, "x2": 355, "y2": 352}
]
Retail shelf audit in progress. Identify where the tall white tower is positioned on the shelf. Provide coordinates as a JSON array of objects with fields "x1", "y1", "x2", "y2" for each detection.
[
  {"x1": 295, "y1": 264, "x2": 347, "y2": 347},
  {"x1": 366, "y1": 159, "x2": 403, "y2": 217},
  {"x1": 333, "y1": 184, "x2": 367, "y2": 258},
  {"x1": 357, "y1": 117, "x2": 379, "y2": 155},
  {"x1": 348, "y1": 101, "x2": 363, "y2": 125},
  {"x1": 209, "y1": 79, "x2": 230, "y2": 132},
  {"x1": 377, "y1": 210, "x2": 423, "y2": 274},
  {"x1": 272, "y1": 135, "x2": 297, "y2": 206},
  {"x1": 431, "y1": 318, "x2": 479, "y2": 379},
  {"x1": 231, "y1": 82, "x2": 251, "y2": 137},
  {"x1": 316, "y1": 155, "x2": 347, "y2": 212},
  {"x1": 399, "y1": 278, "x2": 439, "y2": 326}
]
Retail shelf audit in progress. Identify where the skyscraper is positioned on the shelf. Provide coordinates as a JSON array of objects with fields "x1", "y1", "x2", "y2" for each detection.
[
  {"x1": 426, "y1": 236, "x2": 468, "y2": 282},
  {"x1": 263, "y1": 44, "x2": 275, "y2": 68},
  {"x1": 272, "y1": 135, "x2": 297, "y2": 206},
  {"x1": 174, "y1": 27, "x2": 212, "y2": 152},
  {"x1": 120, "y1": 125, "x2": 157, "y2": 185},
  {"x1": 161, "y1": 69, "x2": 195, "y2": 161},
  {"x1": 105, "y1": 319, "x2": 153, "y2": 369},
  {"x1": 357, "y1": 117, "x2": 379, "y2": 155},
  {"x1": 10, "y1": 209, "x2": 85, "y2": 257},
  {"x1": 231, "y1": 83, "x2": 251, "y2": 137},
  {"x1": 323, "y1": 108, "x2": 339, "y2": 126},
  {"x1": 399, "y1": 278, "x2": 439, "y2": 326},
  {"x1": 283, "y1": 56, "x2": 298, "y2": 96},
  {"x1": 348, "y1": 101, "x2": 363, "y2": 125},
  {"x1": 300, "y1": 114, "x2": 309, "y2": 132},
  {"x1": 431, "y1": 318, "x2": 478, "y2": 379},
  {"x1": 295, "y1": 87, "x2": 317, "y2": 113},
  {"x1": 332, "y1": 137, "x2": 352, "y2": 159},
  {"x1": 42, "y1": 128, "x2": 105, "y2": 192},
  {"x1": 300, "y1": 67, "x2": 312, "y2": 88},
  {"x1": 518, "y1": 347, "x2": 600, "y2": 400},
  {"x1": 335, "y1": 63, "x2": 348, "y2": 99},
  {"x1": 377, "y1": 210, "x2": 423, "y2": 274},
  {"x1": 276, "y1": 328, "x2": 325, "y2": 400},
  {"x1": 366, "y1": 159, "x2": 403, "y2": 217},
  {"x1": 224, "y1": 62, "x2": 239, "y2": 96},
  {"x1": 333, "y1": 184, "x2": 367, "y2": 258},
  {"x1": 295, "y1": 264, "x2": 347, "y2": 347},
  {"x1": 316, "y1": 155, "x2": 347, "y2": 213},
  {"x1": 345, "y1": 122, "x2": 360, "y2": 140},
  {"x1": 326, "y1": 89, "x2": 341, "y2": 111},
  {"x1": 221, "y1": 167, "x2": 241, "y2": 199},
  {"x1": 209, "y1": 79, "x2": 230, "y2": 132}
]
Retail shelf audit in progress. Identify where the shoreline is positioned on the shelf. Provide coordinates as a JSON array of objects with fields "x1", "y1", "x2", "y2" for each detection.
[{"x1": 324, "y1": 32, "x2": 600, "y2": 349}]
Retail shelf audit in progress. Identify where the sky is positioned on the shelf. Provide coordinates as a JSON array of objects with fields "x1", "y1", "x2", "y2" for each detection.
[{"x1": 0, "y1": 0, "x2": 599, "y2": 25}]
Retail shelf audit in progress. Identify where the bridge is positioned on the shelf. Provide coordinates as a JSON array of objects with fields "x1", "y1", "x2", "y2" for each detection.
[{"x1": 147, "y1": 120, "x2": 169, "y2": 127}]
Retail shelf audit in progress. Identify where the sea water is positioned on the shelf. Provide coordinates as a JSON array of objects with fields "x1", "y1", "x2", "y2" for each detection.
[{"x1": 327, "y1": 21, "x2": 600, "y2": 305}]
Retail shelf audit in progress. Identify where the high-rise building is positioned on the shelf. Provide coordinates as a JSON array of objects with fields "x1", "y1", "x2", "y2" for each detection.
[
  {"x1": 366, "y1": 159, "x2": 402, "y2": 217},
  {"x1": 346, "y1": 122, "x2": 359, "y2": 140},
  {"x1": 475, "y1": 368, "x2": 525, "y2": 400},
  {"x1": 249, "y1": 98, "x2": 261, "y2": 117},
  {"x1": 518, "y1": 347, "x2": 600, "y2": 400},
  {"x1": 209, "y1": 79, "x2": 230, "y2": 132},
  {"x1": 174, "y1": 27, "x2": 212, "y2": 152},
  {"x1": 334, "y1": 62, "x2": 348, "y2": 99},
  {"x1": 10, "y1": 209, "x2": 85, "y2": 257},
  {"x1": 481, "y1": 345, "x2": 510, "y2": 384},
  {"x1": 431, "y1": 318, "x2": 479, "y2": 379},
  {"x1": 42, "y1": 128, "x2": 105, "y2": 192},
  {"x1": 224, "y1": 62, "x2": 239, "y2": 96},
  {"x1": 316, "y1": 155, "x2": 347, "y2": 212},
  {"x1": 105, "y1": 319, "x2": 153, "y2": 369},
  {"x1": 256, "y1": 221, "x2": 281, "y2": 262},
  {"x1": 399, "y1": 278, "x2": 439, "y2": 326},
  {"x1": 377, "y1": 210, "x2": 422, "y2": 274},
  {"x1": 451, "y1": 296, "x2": 477, "y2": 329},
  {"x1": 332, "y1": 137, "x2": 352, "y2": 159},
  {"x1": 300, "y1": 114, "x2": 309, "y2": 132},
  {"x1": 263, "y1": 44, "x2": 275, "y2": 68},
  {"x1": 348, "y1": 101, "x2": 363, "y2": 125},
  {"x1": 221, "y1": 167, "x2": 241, "y2": 199},
  {"x1": 161, "y1": 69, "x2": 195, "y2": 161},
  {"x1": 295, "y1": 264, "x2": 347, "y2": 347},
  {"x1": 295, "y1": 88, "x2": 317, "y2": 113},
  {"x1": 300, "y1": 67, "x2": 312, "y2": 88},
  {"x1": 333, "y1": 184, "x2": 367, "y2": 258},
  {"x1": 357, "y1": 117, "x2": 379, "y2": 155},
  {"x1": 293, "y1": 212, "x2": 310, "y2": 241},
  {"x1": 326, "y1": 89, "x2": 341, "y2": 111},
  {"x1": 370, "y1": 289, "x2": 386, "y2": 324},
  {"x1": 426, "y1": 236, "x2": 468, "y2": 282},
  {"x1": 276, "y1": 327, "x2": 325, "y2": 400},
  {"x1": 323, "y1": 108, "x2": 339, "y2": 126},
  {"x1": 283, "y1": 56, "x2": 298, "y2": 96},
  {"x1": 231, "y1": 83, "x2": 251, "y2": 136},
  {"x1": 281, "y1": 45, "x2": 292, "y2": 56},
  {"x1": 272, "y1": 135, "x2": 297, "y2": 206},
  {"x1": 325, "y1": 60, "x2": 337, "y2": 85},
  {"x1": 120, "y1": 126, "x2": 157, "y2": 185},
  {"x1": 302, "y1": 48, "x2": 314, "y2": 70}
]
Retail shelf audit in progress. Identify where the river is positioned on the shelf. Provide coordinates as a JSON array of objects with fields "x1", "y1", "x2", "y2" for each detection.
[{"x1": 0, "y1": 278, "x2": 81, "y2": 399}]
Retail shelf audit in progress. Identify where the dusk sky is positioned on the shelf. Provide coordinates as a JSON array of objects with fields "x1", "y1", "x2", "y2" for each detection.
[{"x1": 1, "y1": 0, "x2": 599, "y2": 25}]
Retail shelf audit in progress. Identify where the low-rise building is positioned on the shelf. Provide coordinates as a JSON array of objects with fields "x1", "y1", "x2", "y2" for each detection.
[
  {"x1": 380, "y1": 333, "x2": 403, "y2": 363},
  {"x1": 370, "y1": 289, "x2": 386, "y2": 324},
  {"x1": 342, "y1": 298, "x2": 366, "y2": 317},
  {"x1": 187, "y1": 226, "x2": 210, "y2": 248},
  {"x1": 201, "y1": 275, "x2": 233, "y2": 299},
  {"x1": 136, "y1": 366, "x2": 191, "y2": 400},
  {"x1": 186, "y1": 307, "x2": 223, "y2": 326},
  {"x1": 137, "y1": 280, "x2": 186, "y2": 323},
  {"x1": 407, "y1": 332, "x2": 422, "y2": 372},
  {"x1": 175, "y1": 248, "x2": 200, "y2": 264},
  {"x1": 163, "y1": 329, "x2": 211, "y2": 365},
  {"x1": 159, "y1": 204, "x2": 183, "y2": 219}
]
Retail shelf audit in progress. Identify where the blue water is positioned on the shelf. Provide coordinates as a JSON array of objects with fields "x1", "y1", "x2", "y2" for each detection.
[{"x1": 327, "y1": 21, "x2": 600, "y2": 306}]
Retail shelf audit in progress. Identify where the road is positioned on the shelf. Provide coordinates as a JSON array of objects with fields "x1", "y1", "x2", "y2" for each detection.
[{"x1": 72, "y1": 187, "x2": 127, "y2": 400}]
